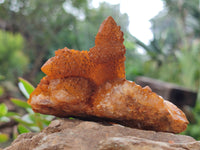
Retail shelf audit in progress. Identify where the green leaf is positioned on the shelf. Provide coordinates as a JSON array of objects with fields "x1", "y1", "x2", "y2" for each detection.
[
  {"x1": 29, "y1": 126, "x2": 40, "y2": 132},
  {"x1": 18, "y1": 77, "x2": 35, "y2": 99},
  {"x1": 34, "y1": 113, "x2": 44, "y2": 131},
  {"x1": 0, "y1": 116, "x2": 10, "y2": 122},
  {"x1": 0, "y1": 133, "x2": 9, "y2": 143},
  {"x1": 21, "y1": 114, "x2": 34, "y2": 124},
  {"x1": 26, "y1": 113, "x2": 36, "y2": 123},
  {"x1": 0, "y1": 103, "x2": 8, "y2": 117},
  {"x1": 41, "y1": 114, "x2": 55, "y2": 121},
  {"x1": 13, "y1": 116, "x2": 34, "y2": 126},
  {"x1": 6, "y1": 112, "x2": 20, "y2": 117},
  {"x1": 17, "y1": 124, "x2": 30, "y2": 134},
  {"x1": 26, "y1": 107, "x2": 34, "y2": 114},
  {"x1": 10, "y1": 98, "x2": 31, "y2": 109}
]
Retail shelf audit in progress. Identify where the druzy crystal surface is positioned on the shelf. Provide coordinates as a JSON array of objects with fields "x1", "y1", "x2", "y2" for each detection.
[{"x1": 28, "y1": 16, "x2": 188, "y2": 133}]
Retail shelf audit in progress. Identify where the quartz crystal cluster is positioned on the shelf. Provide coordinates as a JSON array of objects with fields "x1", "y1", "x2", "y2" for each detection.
[{"x1": 28, "y1": 16, "x2": 188, "y2": 133}]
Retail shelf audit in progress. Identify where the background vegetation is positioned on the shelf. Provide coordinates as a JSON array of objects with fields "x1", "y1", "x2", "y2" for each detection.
[{"x1": 0, "y1": 0, "x2": 200, "y2": 147}]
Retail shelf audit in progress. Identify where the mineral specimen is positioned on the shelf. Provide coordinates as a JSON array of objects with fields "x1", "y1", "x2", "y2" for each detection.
[
  {"x1": 41, "y1": 16, "x2": 125, "y2": 86},
  {"x1": 28, "y1": 16, "x2": 188, "y2": 133}
]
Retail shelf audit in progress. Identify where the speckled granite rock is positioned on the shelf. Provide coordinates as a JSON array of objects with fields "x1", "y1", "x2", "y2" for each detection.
[{"x1": 4, "y1": 119, "x2": 200, "y2": 150}]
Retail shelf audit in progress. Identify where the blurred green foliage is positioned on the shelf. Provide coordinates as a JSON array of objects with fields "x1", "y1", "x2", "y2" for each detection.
[
  {"x1": 0, "y1": 78, "x2": 54, "y2": 144},
  {"x1": 144, "y1": 0, "x2": 200, "y2": 88},
  {"x1": 0, "y1": 30, "x2": 29, "y2": 82},
  {"x1": 125, "y1": 36, "x2": 145, "y2": 80},
  {"x1": 134, "y1": 0, "x2": 200, "y2": 139},
  {"x1": 181, "y1": 97, "x2": 200, "y2": 140}
]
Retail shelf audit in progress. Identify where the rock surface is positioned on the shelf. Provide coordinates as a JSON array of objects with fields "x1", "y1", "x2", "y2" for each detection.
[{"x1": 4, "y1": 119, "x2": 200, "y2": 150}]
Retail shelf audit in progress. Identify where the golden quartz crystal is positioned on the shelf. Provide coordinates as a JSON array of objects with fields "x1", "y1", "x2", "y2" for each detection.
[{"x1": 28, "y1": 16, "x2": 188, "y2": 133}]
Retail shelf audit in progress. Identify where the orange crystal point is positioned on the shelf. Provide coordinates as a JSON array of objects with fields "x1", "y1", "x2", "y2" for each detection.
[
  {"x1": 89, "y1": 16, "x2": 125, "y2": 63},
  {"x1": 89, "y1": 16, "x2": 126, "y2": 85}
]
